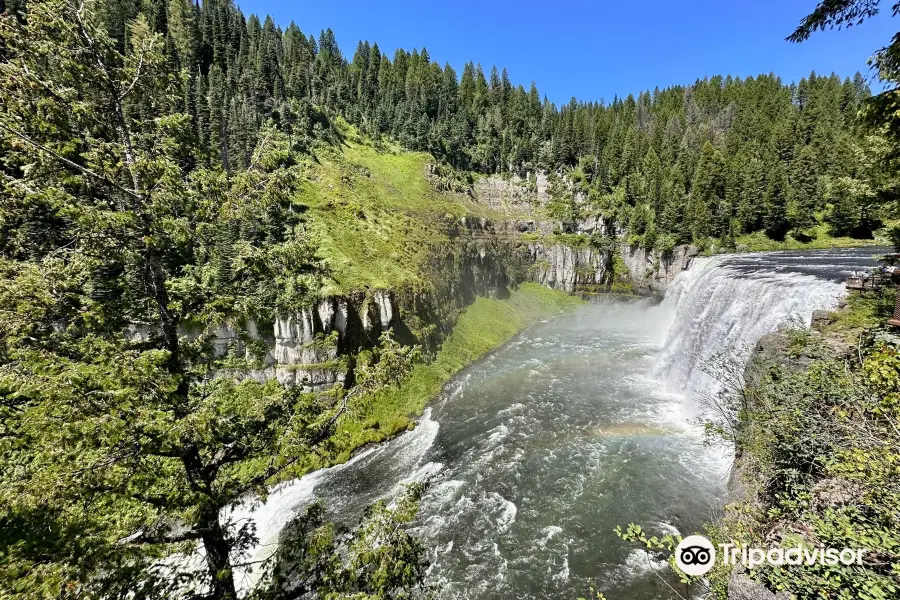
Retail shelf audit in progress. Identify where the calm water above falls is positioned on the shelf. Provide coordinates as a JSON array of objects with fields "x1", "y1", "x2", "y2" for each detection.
[{"x1": 234, "y1": 247, "x2": 886, "y2": 599}]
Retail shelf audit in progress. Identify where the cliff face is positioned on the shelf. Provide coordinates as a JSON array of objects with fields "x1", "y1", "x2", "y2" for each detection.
[
  {"x1": 471, "y1": 172, "x2": 697, "y2": 295},
  {"x1": 208, "y1": 217, "x2": 526, "y2": 391},
  {"x1": 204, "y1": 164, "x2": 698, "y2": 392},
  {"x1": 522, "y1": 242, "x2": 699, "y2": 295},
  {"x1": 207, "y1": 215, "x2": 699, "y2": 392},
  {"x1": 472, "y1": 173, "x2": 550, "y2": 216},
  {"x1": 525, "y1": 243, "x2": 609, "y2": 293},
  {"x1": 620, "y1": 244, "x2": 700, "y2": 294}
]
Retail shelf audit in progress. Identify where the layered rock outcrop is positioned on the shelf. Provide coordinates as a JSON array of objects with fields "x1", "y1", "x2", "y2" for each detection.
[
  {"x1": 526, "y1": 243, "x2": 609, "y2": 293},
  {"x1": 205, "y1": 211, "x2": 694, "y2": 392},
  {"x1": 620, "y1": 244, "x2": 700, "y2": 294},
  {"x1": 472, "y1": 173, "x2": 549, "y2": 214}
]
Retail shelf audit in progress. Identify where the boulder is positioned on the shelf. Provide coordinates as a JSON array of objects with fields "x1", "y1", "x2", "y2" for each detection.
[{"x1": 810, "y1": 309, "x2": 834, "y2": 331}]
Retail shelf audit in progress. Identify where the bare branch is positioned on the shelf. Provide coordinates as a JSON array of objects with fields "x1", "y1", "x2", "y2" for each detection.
[
  {"x1": 119, "y1": 37, "x2": 153, "y2": 102},
  {"x1": 117, "y1": 527, "x2": 202, "y2": 546}
]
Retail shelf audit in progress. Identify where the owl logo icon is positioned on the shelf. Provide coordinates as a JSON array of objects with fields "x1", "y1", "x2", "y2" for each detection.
[{"x1": 675, "y1": 535, "x2": 716, "y2": 576}]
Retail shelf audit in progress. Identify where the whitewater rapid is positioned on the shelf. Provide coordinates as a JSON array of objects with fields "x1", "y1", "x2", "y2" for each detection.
[{"x1": 222, "y1": 247, "x2": 882, "y2": 599}]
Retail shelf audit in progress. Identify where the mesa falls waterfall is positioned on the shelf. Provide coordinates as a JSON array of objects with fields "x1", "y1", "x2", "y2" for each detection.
[{"x1": 228, "y1": 248, "x2": 882, "y2": 599}]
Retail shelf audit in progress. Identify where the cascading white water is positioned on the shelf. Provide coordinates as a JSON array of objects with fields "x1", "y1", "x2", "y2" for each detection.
[
  {"x1": 228, "y1": 407, "x2": 442, "y2": 594},
  {"x1": 653, "y1": 254, "x2": 845, "y2": 395}
]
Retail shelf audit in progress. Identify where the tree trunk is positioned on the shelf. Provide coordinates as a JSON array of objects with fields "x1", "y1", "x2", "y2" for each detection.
[{"x1": 200, "y1": 507, "x2": 238, "y2": 600}]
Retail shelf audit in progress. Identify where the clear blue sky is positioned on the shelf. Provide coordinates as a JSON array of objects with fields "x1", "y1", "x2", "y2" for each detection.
[{"x1": 235, "y1": 0, "x2": 895, "y2": 105}]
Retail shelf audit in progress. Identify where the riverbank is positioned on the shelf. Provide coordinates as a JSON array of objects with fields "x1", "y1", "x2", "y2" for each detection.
[
  {"x1": 735, "y1": 228, "x2": 885, "y2": 252},
  {"x1": 289, "y1": 283, "x2": 583, "y2": 477},
  {"x1": 245, "y1": 248, "x2": 888, "y2": 600}
]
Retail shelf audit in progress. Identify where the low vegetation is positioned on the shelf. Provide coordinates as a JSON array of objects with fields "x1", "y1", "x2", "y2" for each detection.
[
  {"x1": 736, "y1": 227, "x2": 883, "y2": 253},
  {"x1": 706, "y1": 299, "x2": 900, "y2": 600},
  {"x1": 298, "y1": 137, "x2": 501, "y2": 294},
  {"x1": 1, "y1": 0, "x2": 899, "y2": 598}
]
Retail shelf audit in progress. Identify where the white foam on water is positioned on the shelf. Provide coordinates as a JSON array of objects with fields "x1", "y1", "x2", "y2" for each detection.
[
  {"x1": 623, "y1": 548, "x2": 669, "y2": 577},
  {"x1": 498, "y1": 402, "x2": 527, "y2": 416},
  {"x1": 491, "y1": 493, "x2": 517, "y2": 533},
  {"x1": 656, "y1": 521, "x2": 681, "y2": 536},
  {"x1": 485, "y1": 424, "x2": 509, "y2": 445},
  {"x1": 553, "y1": 556, "x2": 570, "y2": 583},
  {"x1": 540, "y1": 525, "x2": 563, "y2": 546},
  {"x1": 227, "y1": 445, "x2": 380, "y2": 593},
  {"x1": 194, "y1": 407, "x2": 443, "y2": 596}
]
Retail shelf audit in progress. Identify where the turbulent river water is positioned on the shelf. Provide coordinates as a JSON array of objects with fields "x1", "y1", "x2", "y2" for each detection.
[{"x1": 231, "y1": 247, "x2": 886, "y2": 599}]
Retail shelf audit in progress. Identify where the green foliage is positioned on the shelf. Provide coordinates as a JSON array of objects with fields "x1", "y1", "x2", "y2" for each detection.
[
  {"x1": 764, "y1": 163, "x2": 791, "y2": 241},
  {"x1": 826, "y1": 288, "x2": 898, "y2": 334},
  {"x1": 0, "y1": 0, "x2": 877, "y2": 250},
  {"x1": 0, "y1": 4, "x2": 420, "y2": 598},
  {"x1": 703, "y1": 306, "x2": 900, "y2": 599},
  {"x1": 788, "y1": 1, "x2": 900, "y2": 251},
  {"x1": 606, "y1": 250, "x2": 634, "y2": 294},
  {"x1": 253, "y1": 483, "x2": 433, "y2": 600},
  {"x1": 297, "y1": 141, "x2": 494, "y2": 294},
  {"x1": 615, "y1": 524, "x2": 685, "y2": 578},
  {"x1": 735, "y1": 227, "x2": 881, "y2": 252}
]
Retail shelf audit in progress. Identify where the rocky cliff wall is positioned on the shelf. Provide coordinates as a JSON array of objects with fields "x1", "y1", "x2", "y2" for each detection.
[
  {"x1": 207, "y1": 214, "x2": 696, "y2": 392},
  {"x1": 620, "y1": 244, "x2": 700, "y2": 294},
  {"x1": 472, "y1": 173, "x2": 550, "y2": 215},
  {"x1": 210, "y1": 217, "x2": 528, "y2": 391},
  {"x1": 525, "y1": 243, "x2": 609, "y2": 293}
]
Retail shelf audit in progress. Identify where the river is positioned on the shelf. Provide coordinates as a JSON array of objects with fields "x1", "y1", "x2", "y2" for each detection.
[{"x1": 232, "y1": 247, "x2": 886, "y2": 599}]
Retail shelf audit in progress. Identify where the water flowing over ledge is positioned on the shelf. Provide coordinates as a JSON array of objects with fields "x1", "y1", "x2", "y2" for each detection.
[{"x1": 653, "y1": 254, "x2": 846, "y2": 396}]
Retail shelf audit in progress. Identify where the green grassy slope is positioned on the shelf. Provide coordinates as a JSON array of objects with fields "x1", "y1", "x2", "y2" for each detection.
[
  {"x1": 736, "y1": 225, "x2": 883, "y2": 252},
  {"x1": 279, "y1": 136, "x2": 584, "y2": 476},
  {"x1": 297, "y1": 140, "x2": 501, "y2": 294}
]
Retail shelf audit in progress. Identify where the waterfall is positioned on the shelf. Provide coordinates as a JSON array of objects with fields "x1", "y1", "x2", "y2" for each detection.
[{"x1": 653, "y1": 254, "x2": 845, "y2": 395}]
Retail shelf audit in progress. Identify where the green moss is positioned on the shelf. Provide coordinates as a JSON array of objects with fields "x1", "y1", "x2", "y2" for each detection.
[
  {"x1": 824, "y1": 288, "x2": 897, "y2": 338},
  {"x1": 299, "y1": 284, "x2": 581, "y2": 473},
  {"x1": 279, "y1": 359, "x2": 345, "y2": 372},
  {"x1": 518, "y1": 232, "x2": 601, "y2": 250}
]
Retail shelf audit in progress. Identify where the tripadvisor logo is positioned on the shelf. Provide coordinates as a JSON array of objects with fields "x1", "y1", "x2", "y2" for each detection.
[{"x1": 674, "y1": 535, "x2": 867, "y2": 577}]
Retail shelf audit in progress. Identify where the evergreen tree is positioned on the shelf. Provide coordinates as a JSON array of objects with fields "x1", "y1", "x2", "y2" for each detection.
[
  {"x1": 764, "y1": 163, "x2": 791, "y2": 240},
  {"x1": 0, "y1": 4, "x2": 415, "y2": 598},
  {"x1": 737, "y1": 155, "x2": 767, "y2": 232},
  {"x1": 690, "y1": 141, "x2": 727, "y2": 239},
  {"x1": 787, "y1": 144, "x2": 820, "y2": 232}
]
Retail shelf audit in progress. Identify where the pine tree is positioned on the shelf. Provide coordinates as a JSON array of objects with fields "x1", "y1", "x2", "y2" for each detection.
[
  {"x1": 691, "y1": 141, "x2": 727, "y2": 238},
  {"x1": 764, "y1": 163, "x2": 791, "y2": 240},
  {"x1": 787, "y1": 144, "x2": 820, "y2": 232},
  {"x1": 738, "y1": 155, "x2": 767, "y2": 232},
  {"x1": 0, "y1": 6, "x2": 416, "y2": 598}
]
